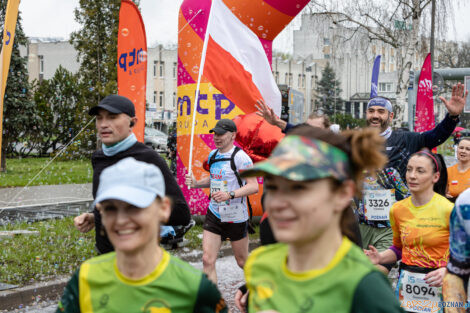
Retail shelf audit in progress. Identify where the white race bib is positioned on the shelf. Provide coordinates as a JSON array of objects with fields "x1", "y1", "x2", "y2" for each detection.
[
  {"x1": 219, "y1": 203, "x2": 245, "y2": 222},
  {"x1": 398, "y1": 270, "x2": 442, "y2": 313},
  {"x1": 363, "y1": 189, "x2": 395, "y2": 221}
]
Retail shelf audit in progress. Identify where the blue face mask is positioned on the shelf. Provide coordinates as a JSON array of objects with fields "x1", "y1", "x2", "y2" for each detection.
[{"x1": 102, "y1": 133, "x2": 137, "y2": 156}]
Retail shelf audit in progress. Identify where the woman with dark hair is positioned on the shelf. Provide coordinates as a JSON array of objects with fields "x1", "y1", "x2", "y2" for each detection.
[
  {"x1": 366, "y1": 150, "x2": 453, "y2": 312},
  {"x1": 236, "y1": 125, "x2": 402, "y2": 313}
]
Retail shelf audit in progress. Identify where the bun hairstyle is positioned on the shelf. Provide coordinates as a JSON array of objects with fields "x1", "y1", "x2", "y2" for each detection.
[
  {"x1": 288, "y1": 125, "x2": 387, "y2": 192},
  {"x1": 410, "y1": 149, "x2": 447, "y2": 196},
  {"x1": 288, "y1": 125, "x2": 387, "y2": 243}
]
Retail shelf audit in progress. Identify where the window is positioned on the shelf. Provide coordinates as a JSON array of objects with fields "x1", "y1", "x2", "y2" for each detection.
[
  {"x1": 159, "y1": 91, "x2": 164, "y2": 107},
  {"x1": 324, "y1": 54, "x2": 330, "y2": 59},
  {"x1": 380, "y1": 62, "x2": 385, "y2": 72},
  {"x1": 159, "y1": 61, "x2": 165, "y2": 78},
  {"x1": 390, "y1": 64, "x2": 395, "y2": 72},
  {"x1": 302, "y1": 74, "x2": 306, "y2": 88},
  {"x1": 298, "y1": 74, "x2": 302, "y2": 87},
  {"x1": 39, "y1": 55, "x2": 44, "y2": 74},
  {"x1": 372, "y1": 45, "x2": 376, "y2": 54},
  {"x1": 323, "y1": 37, "x2": 330, "y2": 45},
  {"x1": 285, "y1": 73, "x2": 288, "y2": 84},
  {"x1": 172, "y1": 92, "x2": 176, "y2": 108},
  {"x1": 153, "y1": 61, "x2": 157, "y2": 77},
  {"x1": 153, "y1": 91, "x2": 157, "y2": 103},
  {"x1": 173, "y1": 62, "x2": 177, "y2": 79},
  {"x1": 311, "y1": 75, "x2": 314, "y2": 89},
  {"x1": 379, "y1": 83, "x2": 392, "y2": 92}
]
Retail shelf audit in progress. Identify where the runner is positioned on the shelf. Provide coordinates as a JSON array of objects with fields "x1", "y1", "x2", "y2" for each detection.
[
  {"x1": 443, "y1": 189, "x2": 470, "y2": 313},
  {"x1": 57, "y1": 158, "x2": 227, "y2": 313},
  {"x1": 358, "y1": 84, "x2": 466, "y2": 273},
  {"x1": 447, "y1": 138, "x2": 470, "y2": 202},
  {"x1": 365, "y1": 150, "x2": 453, "y2": 312},
  {"x1": 73, "y1": 95, "x2": 192, "y2": 254},
  {"x1": 237, "y1": 125, "x2": 402, "y2": 313},
  {"x1": 185, "y1": 119, "x2": 259, "y2": 283}
]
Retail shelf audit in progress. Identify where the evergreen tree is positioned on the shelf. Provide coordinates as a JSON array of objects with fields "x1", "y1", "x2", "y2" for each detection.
[
  {"x1": 0, "y1": 5, "x2": 39, "y2": 170},
  {"x1": 33, "y1": 66, "x2": 83, "y2": 156},
  {"x1": 314, "y1": 62, "x2": 343, "y2": 116}
]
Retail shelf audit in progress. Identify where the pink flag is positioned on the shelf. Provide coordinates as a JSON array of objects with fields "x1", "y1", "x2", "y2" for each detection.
[{"x1": 415, "y1": 53, "x2": 435, "y2": 132}]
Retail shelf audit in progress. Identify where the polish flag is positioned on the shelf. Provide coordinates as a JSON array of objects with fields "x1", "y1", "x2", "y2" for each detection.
[{"x1": 202, "y1": 0, "x2": 281, "y2": 116}]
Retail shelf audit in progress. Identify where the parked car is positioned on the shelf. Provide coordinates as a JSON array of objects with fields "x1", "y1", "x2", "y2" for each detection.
[{"x1": 144, "y1": 127, "x2": 168, "y2": 152}]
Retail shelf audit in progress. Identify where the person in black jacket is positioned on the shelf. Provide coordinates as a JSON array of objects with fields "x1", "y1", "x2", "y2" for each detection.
[{"x1": 73, "y1": 95, "x2": 191, "y2": 254}]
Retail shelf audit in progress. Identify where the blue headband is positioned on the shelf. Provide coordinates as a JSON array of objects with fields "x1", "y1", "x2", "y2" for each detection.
[{"x1": 367, "y1": 97, "x2": 392, "y2": 112}]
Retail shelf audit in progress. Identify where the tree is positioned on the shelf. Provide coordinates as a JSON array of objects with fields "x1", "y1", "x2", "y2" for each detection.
[
  {"x1": 0, "y1": 6, "x2": 39, "y2": 170},
  {"x1": 306, "y1": 0, "x2": 455, "y2": 124},
  {"x1": 437, "y1": 40, "x2": 470, "y2": 68},
  {"x1": 314, "y1": 62, "x2": 343, "y2": 116},
  {"x1": 331, "y1": 113, "x2": 366, "y2": 130},
  {"x1": 33, "y1": 66, "x2": 82, "y2": 156}
]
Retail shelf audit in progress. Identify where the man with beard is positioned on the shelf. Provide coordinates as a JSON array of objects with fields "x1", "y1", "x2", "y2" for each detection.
[{"x1": 359, "y1": 83, "x2": 467, "y2": 273}]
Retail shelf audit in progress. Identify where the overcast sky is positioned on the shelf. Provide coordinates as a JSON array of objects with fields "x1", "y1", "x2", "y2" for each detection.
[{"x1": 18, "y1": 0, "x2": 470, "y2": 52}]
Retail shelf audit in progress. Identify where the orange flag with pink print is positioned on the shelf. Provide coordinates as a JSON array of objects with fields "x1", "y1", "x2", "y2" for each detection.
[{"x1": 117, "y1": 0, "x2": 147, "y2": 142}]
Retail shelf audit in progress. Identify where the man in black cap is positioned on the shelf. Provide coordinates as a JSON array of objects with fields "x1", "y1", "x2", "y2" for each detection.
[
  {"x1": 74, "y1": 95, "x2": 191, "y2": 254},
  {"x1": 185, "y1": 119, "x2": 259, "y2": 283}
]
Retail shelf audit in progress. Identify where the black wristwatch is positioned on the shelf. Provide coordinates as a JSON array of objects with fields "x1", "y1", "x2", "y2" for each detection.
[{"x1": 229, "y1": 191, "x2": 235, "y2": 199}]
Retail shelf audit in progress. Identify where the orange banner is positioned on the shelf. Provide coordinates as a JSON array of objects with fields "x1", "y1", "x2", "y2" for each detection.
[
  {"x1": 117, "y1": 0, "x2": 147, "y2": 142},
  {"x1": 0, "y1": 0, "x2": 20, "y2": 161}
]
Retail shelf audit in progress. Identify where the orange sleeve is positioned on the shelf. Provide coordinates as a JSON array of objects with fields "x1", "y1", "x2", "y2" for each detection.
[{"x1": 389, "y1": 203, "x2": 402, "y2": 249}]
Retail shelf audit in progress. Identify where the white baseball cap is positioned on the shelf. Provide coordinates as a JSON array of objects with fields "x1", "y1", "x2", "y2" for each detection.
[{"x1": 95, "y1": 157, "x2": 165, "y2": 208}]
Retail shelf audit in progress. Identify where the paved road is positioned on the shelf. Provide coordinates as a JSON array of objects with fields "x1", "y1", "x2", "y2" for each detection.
[{"x1": 3, "y1": 256, "x2": 245, "y2": 313}]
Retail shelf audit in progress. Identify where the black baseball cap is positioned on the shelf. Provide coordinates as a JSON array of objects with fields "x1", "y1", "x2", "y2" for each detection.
[
  {"x1": 209, "y1": 119, "x2": 237, "y2": 134},
  {"x1": 88, "y1": 95, "x2": 135, "y2": 117}
]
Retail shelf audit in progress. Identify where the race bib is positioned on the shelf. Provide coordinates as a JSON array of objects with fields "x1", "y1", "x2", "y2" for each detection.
[
  {"x1": 210, "y1": 180, "x2": 228, "y2": 197},
  {"x1": 363, "y1": 189, "x2": 395, "y2": 221},
  {"x1": 219, "y1": 203, "x2": 245, "y2": 222},
  {"x1": 397, "y1": 270, "x2": 442, "y2": 313}
]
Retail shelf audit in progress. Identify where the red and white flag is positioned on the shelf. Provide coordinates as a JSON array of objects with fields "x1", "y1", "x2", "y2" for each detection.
[{"x1": 202, "y1": 0, "x2": 281, "y2": 116}]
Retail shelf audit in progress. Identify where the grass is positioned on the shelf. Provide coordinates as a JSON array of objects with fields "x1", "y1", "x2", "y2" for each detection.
[
  {"x1": 0, "y1": 153, "x2": 169, "y2": 188},
  {"x1": 0, "y1": 158, "x2": 93, "y2": 187},
  {"x1": 0, "y1": 217, "x2": 260, "y2": 286},
  {"x1": 0, "y1": 217, "x2": 96, "y2": 285}
]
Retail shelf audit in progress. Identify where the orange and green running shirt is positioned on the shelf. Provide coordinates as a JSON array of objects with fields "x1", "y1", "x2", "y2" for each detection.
[
  {"x1": 390, "y1": 193, "x2": 453, "y2": 268},
  {"x1": 447, "y1": 164, "x2": 470, "y2": 198}
]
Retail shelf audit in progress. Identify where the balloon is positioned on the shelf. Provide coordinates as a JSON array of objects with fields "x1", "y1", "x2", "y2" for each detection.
[{"x1": 177, "y1": 0, "x2": 310, "y2": 216}]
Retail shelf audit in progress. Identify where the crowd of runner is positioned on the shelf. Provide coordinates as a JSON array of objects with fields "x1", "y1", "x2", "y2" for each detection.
[{"x1": 55, "y1": 83, "x2": 470, "y2": 312}]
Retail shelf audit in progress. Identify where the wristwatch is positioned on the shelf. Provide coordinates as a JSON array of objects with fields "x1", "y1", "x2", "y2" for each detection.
[{"x1": 229, "y1": 191, "x2": 235, "y2": 199}]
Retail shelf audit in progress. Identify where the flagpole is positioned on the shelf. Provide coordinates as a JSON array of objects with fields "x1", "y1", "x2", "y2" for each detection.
[{"x1": 188, "y1": 0, "x2": 215, "y2": 178}]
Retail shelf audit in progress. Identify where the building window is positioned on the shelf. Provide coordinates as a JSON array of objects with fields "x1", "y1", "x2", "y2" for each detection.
[
  {"x1": 173, "y1": 62, "x2": 177, "y2": 79},
  {"x1": 289, "y1": 73, "x2": 292, "y2": 86},
  {"x1": 372, "y1": 45, "x2": 376, "y2": 54},
  {"x1": 284, "y1": 73, "x2": 288, "y2": 84},
  {"x1": 311, "y1": 75, "x2": 314, "y2": 89},
  {"x1": 153, "y1": 61, "x2": 157, "y2": 77},
  {"x1": 380, "y1": 62, "x2": 385, "y2": 72},
  {"x1": 323, "y1": 37, "x2": 330, "y2": 45},
  {"x1": 390, "y1": 64, "x2": 395, "y2": 72},
  {"x1": 298, "y1": 74, "x2": 301, "y2": 88},
  {"x1": 159, "y1": 91, "x2": 164, "y2": 107},
  {"x1": 302, "y1": 74, "x2": 306, "y2": 88},
  {"x1": 153, "y1": 91, "x2": 157, "y2": 103},
  {"x1": 39, "y1": 55, "x2": 44, "y2": 74},
  {"x1": 379, "y1": 82, "x2": 392, "y2": 92},
  {"x1": 159, "y1": 61, "x2": 165, "y2": 78},
  {"x1": 324, "y1": 54, "x2": 330, "y2": 59},
  {"x1": 172, "y1": 92, "x2": 176, "y2": 108}
]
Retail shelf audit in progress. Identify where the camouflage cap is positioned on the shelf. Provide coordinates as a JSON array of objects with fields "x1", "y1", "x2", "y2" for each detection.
[{"x1": 241, "y1": 135, "x2": 351, "y2": 181}]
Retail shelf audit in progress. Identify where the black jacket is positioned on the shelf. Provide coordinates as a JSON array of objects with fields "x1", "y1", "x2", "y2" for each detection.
[{"x1": 91, "y1": 142, "x2": 190, "y2": 254}]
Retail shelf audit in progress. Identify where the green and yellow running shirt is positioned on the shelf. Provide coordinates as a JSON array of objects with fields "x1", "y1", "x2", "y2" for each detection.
[
  {"x1": 245, "y1": 237, "x2": 403, "y2": 313},
  {"x1": 56, "y1": 250, "x2": 227, "y2": 313}
]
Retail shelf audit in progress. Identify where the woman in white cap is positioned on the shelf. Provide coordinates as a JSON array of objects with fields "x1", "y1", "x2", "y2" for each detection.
[{"x1": 57, "y1": 157, "x2": 227, "y2": 313}]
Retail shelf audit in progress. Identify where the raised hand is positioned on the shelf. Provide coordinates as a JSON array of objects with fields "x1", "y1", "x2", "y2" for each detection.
[{"x1": 439, "y1": 83, "x2": 468, "y2": 116}]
